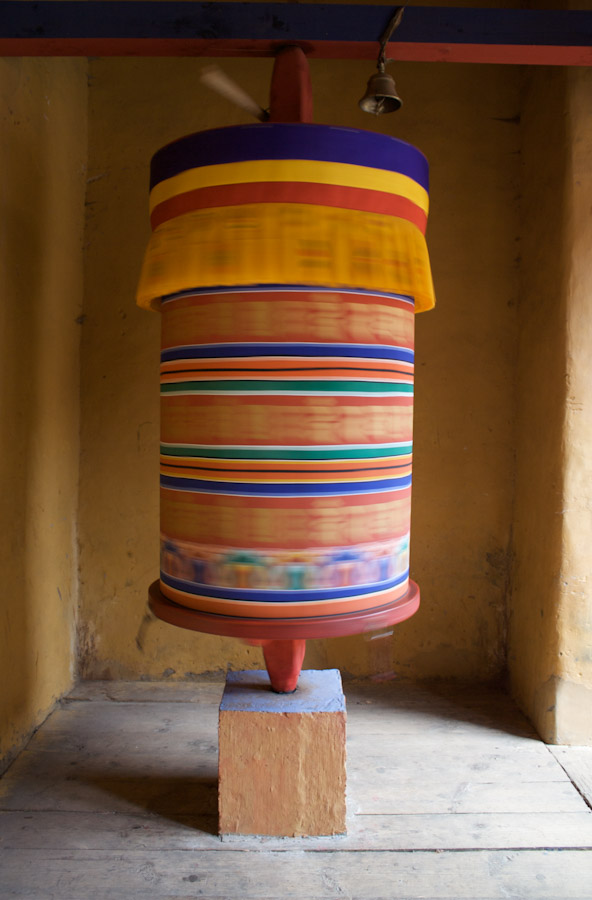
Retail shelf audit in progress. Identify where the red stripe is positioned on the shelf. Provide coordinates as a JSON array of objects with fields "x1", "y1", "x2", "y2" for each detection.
[
  {"x1": 389, "y1": 42, "x2": 592, "y2": 67},
  {"x1": 162, "y1": 290, "x2": 415, "y2": 313},
  {"x1": 161, "y1": 485, "x2": 412, "y2": 511},
  {"x1": 1, "y1": 39, "x2": 591, "y2": 67},
  {"x1": 162, "y1": 393, "x2": 414, "y2": 410},
  {"x1": 150, "y1": 182, "x2": 427, "y2": 233}
]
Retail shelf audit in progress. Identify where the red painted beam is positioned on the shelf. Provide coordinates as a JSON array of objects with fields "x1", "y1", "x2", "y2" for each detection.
[
  {"x1": 390, "y1": 43, "x2": 592, "y2": 67},
  {"x1": 2, "y1": 38, "x2": 592, "y2": 66}
]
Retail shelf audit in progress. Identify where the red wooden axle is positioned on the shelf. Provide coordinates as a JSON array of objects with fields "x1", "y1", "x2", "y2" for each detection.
[{"x1": 255, "y1": 45, "x2": 314, "y2": 691}]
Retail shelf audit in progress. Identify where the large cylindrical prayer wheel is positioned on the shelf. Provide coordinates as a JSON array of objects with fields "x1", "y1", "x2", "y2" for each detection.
[{"x1": 137, "y1": 122, "x2": 434, "y2": 640}]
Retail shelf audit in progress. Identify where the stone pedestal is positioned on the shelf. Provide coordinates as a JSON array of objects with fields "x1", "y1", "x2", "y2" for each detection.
[{"x1": 218, "y1": 669, "x2": 346, "y2": 836}]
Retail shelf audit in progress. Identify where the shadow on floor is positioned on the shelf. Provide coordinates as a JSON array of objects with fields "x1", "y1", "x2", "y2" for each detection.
[
  {"x1": 344, "y1": 679, "x2": 539, "y2": 740},
  {"x1": 81, "y1": 772, "x2": 219, "y2": 834}
]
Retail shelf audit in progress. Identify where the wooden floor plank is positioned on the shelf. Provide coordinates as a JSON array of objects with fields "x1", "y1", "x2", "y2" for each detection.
[
  {"x1": 2, "y1": 808, "x2": 592, "y2": 853},
  {"x1": 345, "y1": 693, "x2": 538, "y2": 740},
  {"x1": 14, "y1": 727, "x2": 219, "y2": 759},
  {"x1": 40, "y1": 702, "x2": 220, "y2": 736},
  {"x1": 348, "y1": 745, "x2": 567, "y2": 783},
  {"x1": 344, "y1": 811, "x2": 592, "y2": 850},
  {"x1": 350, "y1": 776, "x2": 587, "y2": 814},
  {"x1": 549, "y1": 747, "x2": 592, "y2": 808},
  {"x1": 346, "y1": 716, "x2": 538, "y2": 740},
  {"x1": 0, "y1": 762, "x2": 219, "y2": 814},
  {"x1": 65, "y1": 680, "x2": 226, "y2": 703},
  {"x1": 2, "y1": 848, "x2": 592, "y2": 899},
  {"x1": 0, "y1": 810, "x2": 220, "y2": 850}
]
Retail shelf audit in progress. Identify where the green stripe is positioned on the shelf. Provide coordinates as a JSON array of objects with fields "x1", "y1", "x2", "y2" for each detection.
[
  {"x1": 161, "y1": 445, "x2": 413, "y2": 461},
  {"x1": 161, "y1": 379, "x2": 414, "y2": 394}
]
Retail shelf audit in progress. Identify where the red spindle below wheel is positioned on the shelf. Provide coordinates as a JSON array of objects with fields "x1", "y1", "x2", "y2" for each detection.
[{"x1": 261, "y1": 639, "x2": 307, "y2": 693}]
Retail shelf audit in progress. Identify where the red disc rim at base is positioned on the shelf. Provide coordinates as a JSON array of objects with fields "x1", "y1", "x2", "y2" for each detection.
[{"x1": 148, "y1": 580, "x2": 420, "y2": 640}]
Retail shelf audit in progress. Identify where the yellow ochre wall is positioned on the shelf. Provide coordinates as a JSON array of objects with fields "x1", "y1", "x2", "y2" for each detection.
[
  {"x1": 77, "y1": 57, "x2": 521, "y2": 684},
  {"x1": 0, "y1": 59, "x2": 87, "y2": 769},
  {"x1": 509, "y1": 67, "x2": 592, "y2": 744}
]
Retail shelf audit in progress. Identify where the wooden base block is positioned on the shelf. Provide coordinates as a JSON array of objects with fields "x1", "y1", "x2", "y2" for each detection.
[{"x1": 218, "y1": 669, "x2": 346, "y2": 837}]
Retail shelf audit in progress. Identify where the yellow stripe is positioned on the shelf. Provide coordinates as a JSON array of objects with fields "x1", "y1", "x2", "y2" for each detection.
[
  {"x1": 137, "y1": 203, "x2": 435, "y2": 314},
  {"x1": 149, "y1": 159, "x2": 429, "y2": 216},
  {"x1": 158, "y1": 468, "x2": 413, "y2": 484},
  {"x1": 160, "y1": 455, "x2": 414, "y2": 467}
]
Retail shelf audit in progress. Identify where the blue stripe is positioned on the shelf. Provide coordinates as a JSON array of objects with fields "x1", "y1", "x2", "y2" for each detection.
[
  {"x1": 160, "y1": 474, "x2": 412, "y2": 496},
  {"x1": 160, "y1": 284, "x2": 415, "y2": 306},
  {"x1": 161, "y1": 343, "x2": 414, "y2": 364},
  {"x1": 151, "y1": 123, "x2": 429, "y2": 191},
  {"x1": 160, "y1": 568, "x2": 409, "y2": 603},
  {"x1": 4, "y1": 5, "x2": 591, "y2": 52}
]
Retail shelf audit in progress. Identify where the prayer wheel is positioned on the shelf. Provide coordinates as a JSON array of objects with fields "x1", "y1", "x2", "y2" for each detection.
[{"x1": 137, "y1": 53, "x2": 435, "y2": 690}]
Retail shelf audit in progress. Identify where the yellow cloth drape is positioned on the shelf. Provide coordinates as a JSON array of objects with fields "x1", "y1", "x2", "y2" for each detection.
[{"x1": 137, "y1": 203, "x2": 435, "y2": 313}]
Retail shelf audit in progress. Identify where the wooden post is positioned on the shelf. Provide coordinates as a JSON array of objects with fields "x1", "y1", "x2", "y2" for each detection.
[{"x1": 218, "y1": 669, "x2": 347, "y2": 836}]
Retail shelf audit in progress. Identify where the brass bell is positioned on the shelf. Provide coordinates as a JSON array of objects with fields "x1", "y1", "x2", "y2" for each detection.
[{"x1": 359, "y1": 68, "x2": 402, "y2": 115}]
